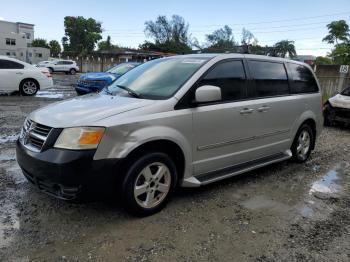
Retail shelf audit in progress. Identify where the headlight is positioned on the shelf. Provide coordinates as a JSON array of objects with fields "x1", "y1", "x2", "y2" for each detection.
[{"x1": 54, "y1": 127, "x2": 105, "y2": 150}]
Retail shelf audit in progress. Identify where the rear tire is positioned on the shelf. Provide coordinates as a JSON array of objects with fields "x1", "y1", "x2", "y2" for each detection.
[
  {"x1": 121, "y1": 152, "x2": 177, "y2": 217},
  {"x1": 20, "y1": 79, "x2": 39, "y2": 96},
  {"x1": 48, "y1": 67, "x2": 53, "y2": 74},
  {"x1": 291, "y1": 124, "x2": 314, "y2": 163}
]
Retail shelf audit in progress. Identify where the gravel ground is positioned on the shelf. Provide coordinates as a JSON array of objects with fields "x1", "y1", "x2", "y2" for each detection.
[{"x1": 0, "y1": 74, "x2": 350, "y2": 261}]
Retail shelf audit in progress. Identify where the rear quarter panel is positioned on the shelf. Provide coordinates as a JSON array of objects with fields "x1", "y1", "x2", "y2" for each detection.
[{"x1": 289, "y1": 92, "x2": 323, "y2": 146}]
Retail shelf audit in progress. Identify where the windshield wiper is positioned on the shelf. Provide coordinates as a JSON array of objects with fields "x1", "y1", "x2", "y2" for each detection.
[{"x1": 116, "y1": 85, "x2": 140, "y2": 98}]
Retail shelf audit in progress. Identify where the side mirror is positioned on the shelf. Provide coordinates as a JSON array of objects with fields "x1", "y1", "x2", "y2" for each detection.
[{"x1": 195, "y1": 85, "x2": 221, "y2": 103}]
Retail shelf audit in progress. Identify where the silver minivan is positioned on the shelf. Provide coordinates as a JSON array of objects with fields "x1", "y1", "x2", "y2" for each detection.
[{"x1": 16, "y1": 54, "x2": 323, "y2": 216}]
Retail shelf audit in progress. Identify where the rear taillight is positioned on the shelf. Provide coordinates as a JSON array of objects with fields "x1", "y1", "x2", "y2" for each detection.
[{"x1": 41, "y1": 71, "x2": 52, "y2": 78}]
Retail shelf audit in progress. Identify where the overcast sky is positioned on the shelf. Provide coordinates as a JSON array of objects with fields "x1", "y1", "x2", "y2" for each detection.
[{"x1": 1, "y1": 0, "x2": 350, "y2": 56}]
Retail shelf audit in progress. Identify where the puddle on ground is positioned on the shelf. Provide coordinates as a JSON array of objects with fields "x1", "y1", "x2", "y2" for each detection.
[
  {"x1": 35, "y1": 91, "x2": 64, "y2": 99},
  {"x1": 241, "y1": 195, "x2": 292, "y2": 215},
  {"x1": 0, "y1": 134, "x2": 19, "y2": 143},
  {"x1": 309, "y1": 169, "x2": 341, "y2": 195},
  {"x1": 241, "y1": 164, "x2": 349, "y2": 222},
  {"x1": 299, "y1": 164, "x2": 349, "y2": 220}
]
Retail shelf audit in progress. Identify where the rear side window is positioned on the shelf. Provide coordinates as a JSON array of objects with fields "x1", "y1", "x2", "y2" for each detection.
[
  {"x1": 288, "y1": 63, "x2": 318, "y2": 93},
  {"x1": 248, "y1": 60, "x2": 289, "y2": 97},
  {"x1": 0, "y1": 59, "x2": 24, "y2": 69},
  {"x1": 64, "y1": 61, "x2": 73, "y2": 65},
  {"x1": 197, "y1": 60, "x2": 246, "y2": 102}
]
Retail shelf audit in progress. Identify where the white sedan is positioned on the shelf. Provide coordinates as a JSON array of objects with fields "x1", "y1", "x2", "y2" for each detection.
[{"x1": 0, "y1": 56, "x2": 53, "y2": 96}]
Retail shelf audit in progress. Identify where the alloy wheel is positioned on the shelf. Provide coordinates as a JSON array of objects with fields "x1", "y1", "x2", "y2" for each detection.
[
  {"x1": 22, "y1": 81, "x2": 38, "y2": 95},
  {"x1": 296, "y1": 130, "x2": 311, "y2": 160},
  {"x1": 133, "y1": 162, "x2": 171, "y2": 209}
]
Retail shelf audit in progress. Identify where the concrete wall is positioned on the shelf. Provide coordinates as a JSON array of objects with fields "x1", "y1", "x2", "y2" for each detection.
[
  {"x1": 61, "y1": 54, "x2": 151, "y2": 73},
  {"x1": 315, "y1": 65, "x2": 350, "y2": 98},
  {"x1": 27, "y1": 47, "x2": 50, "y2": 65}
]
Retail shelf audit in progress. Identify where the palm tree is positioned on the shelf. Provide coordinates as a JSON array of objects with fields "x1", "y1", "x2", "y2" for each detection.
[
  {"x1": 322, "y1": 20, "x2": 350, "y2": 45},
  {"x1": 273, "y1": 40, "x2": 297, "y2": 58}
]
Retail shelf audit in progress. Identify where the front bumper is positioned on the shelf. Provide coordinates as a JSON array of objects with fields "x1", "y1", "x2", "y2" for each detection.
[
  {"x1": 16, "y1": 140, "x2": 121, "y2": 200},
  {"x1": 325, "y1": 105, "x2": 350, "y2": 124},
  {"x1": 75, "y1": 84, "x2": 101, "y2": 94}
]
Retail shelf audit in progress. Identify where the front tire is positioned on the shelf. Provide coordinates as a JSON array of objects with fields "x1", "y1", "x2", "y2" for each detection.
[
  {"x1": 70, "y1": 68, "x2": 77, "y2": 75},
  {"x1": 20, "y1": 80, "x2": 39, "y2": 96},
  {"x1": 121, "y1": 152, "x2": 177, "y2": 217},
  {"x1": 291, "y1": 124, "x2": 314, "y2": 163}
]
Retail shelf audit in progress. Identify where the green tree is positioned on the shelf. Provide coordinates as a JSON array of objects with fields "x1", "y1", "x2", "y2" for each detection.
[
  {"x1": 322, "y1": 20, "x2": 350, "y2": 45},
  {"x1": 273, "y1": 40, "x2": 297, "y2": 58},
  {"x1": 62, "y1": 16, "x2": 102, "y2": 55},
  {"x1": 31, "y1": 38, "x2": 49, "y2": 48},
  {"x1": 98, "y1": 36, "x2": 119, "y2": 51},
  {"x1": 48, "y1": 40, "x2": 61, "y2": 57},
  {"x1": 314, "y1": 56, "x2": 333, "y2": 65},
  {"x1": 330, "y1": 43, "x2": 350, "y2": 64},
  {"x1": 140, "y1": 15, "x2": 192, "y2": 53},
  {"x1": 205, "y1": 25, "x2": 237, "y2": 51},
  {"x1": 323, "y1": 20, "x2": 350, "y2": 64},
  {"x1": 241, "y1": 28, "x2": 257, "y2": 45}
]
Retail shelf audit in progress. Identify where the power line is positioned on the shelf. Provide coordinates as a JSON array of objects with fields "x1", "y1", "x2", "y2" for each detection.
[
  {"x1": 190, "y1": 11, "x2": 350, "y2": 27},
  {"x1": 105, "y1": 20, "x2": 338, "y2": 33},
  {"x1": 106, "y1": 25, "x2": 329, "y2": 37},
  {"x1": 105, "y1": 20, "x2": 350, "y2": 36},
  {"x1": 104, "y1": 11, "x2": 350, "y2": 32}
]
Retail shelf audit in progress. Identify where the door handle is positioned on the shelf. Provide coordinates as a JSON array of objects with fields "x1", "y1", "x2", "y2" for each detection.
[
  {"x1": 240, "y1": 108, "x2": 254, "y2": 114},
  {"x1": 16, "y1": 72, "x2": 24, "y2": 75},
  {"x1": 257, "y1": 106, "x2": 271, "y2": 112}
]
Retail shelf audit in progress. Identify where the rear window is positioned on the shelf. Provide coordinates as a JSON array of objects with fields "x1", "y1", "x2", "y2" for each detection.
[
  {"x1": 288, "y1": 63, "x2": 318, "y2": 93},
  {"x1": 0, "y1": 59, "x2": 24, "y2": 69},
  {"x1": 248, "y1": 60, "x2": 289, "y2": 97}
]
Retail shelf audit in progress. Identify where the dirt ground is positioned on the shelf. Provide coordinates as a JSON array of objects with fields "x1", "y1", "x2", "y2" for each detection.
[{"x1": 0, "y1": 74, "x2": 350, "y2": 261}]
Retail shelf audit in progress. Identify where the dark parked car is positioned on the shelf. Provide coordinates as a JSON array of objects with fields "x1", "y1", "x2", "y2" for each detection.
[
  {"x1": 324, "y1": 86, "x2": 350, "y2": 126},
  {"x1": 75, "y1": 62, "x2": 140, "y2": 94}
]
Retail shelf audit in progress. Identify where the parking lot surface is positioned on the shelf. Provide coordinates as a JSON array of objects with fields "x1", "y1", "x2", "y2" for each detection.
[{"x1": 0, "y1": 74, "x2": 350, "y2": 261}]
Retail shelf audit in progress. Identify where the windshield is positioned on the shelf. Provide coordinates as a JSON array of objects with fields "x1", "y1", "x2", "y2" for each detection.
[
  {"x1": 106, "y1": 63, "x2": 137, "y2": 75},
  {"x1": 107, "y1": 57, "x2": 209, "y2": 99}
]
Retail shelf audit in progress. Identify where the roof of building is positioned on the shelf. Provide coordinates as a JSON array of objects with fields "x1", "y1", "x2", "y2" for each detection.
[{"x1": 0, "y1": 20, "x2": 34, "y2": 26}]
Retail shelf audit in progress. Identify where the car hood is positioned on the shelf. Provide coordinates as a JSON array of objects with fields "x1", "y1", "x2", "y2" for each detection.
[
  {"x1": 329, "y1": 94, "x2": 350, "y2": 109},
  {"x1": 80, "y1": 72, "x2": 118, "y2": 82},
  {"x1": 30, "y1": 94, "x2": 154, "y2": 128}
]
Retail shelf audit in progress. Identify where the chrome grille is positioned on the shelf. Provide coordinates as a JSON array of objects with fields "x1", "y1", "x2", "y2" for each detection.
[{"x1": 20, "y1": 119, "x2": 52, "y2": 152}]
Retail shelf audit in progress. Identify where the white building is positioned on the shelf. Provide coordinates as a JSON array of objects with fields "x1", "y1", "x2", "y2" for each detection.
[{"x1": 0, "y1": 20, "x2": 50, "y2": 64}]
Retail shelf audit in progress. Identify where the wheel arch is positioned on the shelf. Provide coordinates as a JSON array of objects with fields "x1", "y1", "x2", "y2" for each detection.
[
  {"x1": 294, "y1": 118, "x2": 317, "y2": 150},
  {"x1": 121, "y1": 139, "x2": 186, "y2": 185}
]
